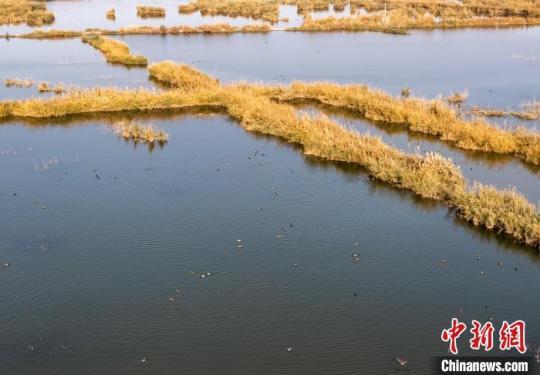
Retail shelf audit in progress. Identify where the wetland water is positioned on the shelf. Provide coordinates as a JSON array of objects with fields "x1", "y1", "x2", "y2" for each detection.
[
  {"x1": 1, "y1": 113, "x2": 539, "y2": 374},
  {"x1": 1, "y1": 16, "x2": 540, "y2": 375}
]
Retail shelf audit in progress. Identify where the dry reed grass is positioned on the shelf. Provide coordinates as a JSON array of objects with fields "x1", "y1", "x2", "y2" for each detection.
[
  {"x1": 136, "y1": 6, "x2": 166, "y2": 19},
  {"x1": 253, "y1": 81, "x2": 540, "y2": 165},
  {"x1": 5, "y1": 78, "x2": 33, "y2": 87},
  {"x1": 0, "y1": 0, "x2": 54, "y2": 26},
  {"x1": 446, "y1": 90, "x2": 469, "y2": 105},
  {"x1": 106, "y1": 9, "x2": 116, "y2": 20},
  {"x1": 81, "y1": 35, "x2": 148, "y2": 66},
  {"x1": 18, "y1": 29, "x2": 83, "y2": 39},
  {"x1": 148, "y1": 61, "x2": 219, "y2": 90},
  {"x1": 112, "y1": 120, "x2": 169, "y2": 143},
  {"x1": 183, "y1": 0, "x2": 280, "y2": 22},
  {"x1": 37, "y1": 82, "x2": 66, "y2": 95}
]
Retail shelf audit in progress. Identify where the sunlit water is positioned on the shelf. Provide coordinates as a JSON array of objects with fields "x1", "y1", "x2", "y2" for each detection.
[{"x1": 1, "y1": 19, "x2": 540, "y2": 375}]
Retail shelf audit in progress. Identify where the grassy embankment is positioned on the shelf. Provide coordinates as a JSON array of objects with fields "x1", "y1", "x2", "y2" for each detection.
[
  {"x1": 0, "y1": 61, "x2": 538, "y2": 248},
  {"x1": 81, "y1": 35, "x2": 148, "y2": 66},
  {"x1": 136, "y1": 6, "x2": 166, "y2": 19},
  {"x1": 0, "y1": 0, "x2": 54, "y2": 26}
]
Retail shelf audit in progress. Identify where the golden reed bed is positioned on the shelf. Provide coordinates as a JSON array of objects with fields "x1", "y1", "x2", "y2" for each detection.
[{"x1": 0, "y1": 60, "x2": 538, "y2": 249}]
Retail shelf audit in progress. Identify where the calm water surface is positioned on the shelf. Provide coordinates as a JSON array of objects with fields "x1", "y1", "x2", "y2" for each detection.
[{"x1": 0, "y1": 113, "x2": 539, "y2": 374}]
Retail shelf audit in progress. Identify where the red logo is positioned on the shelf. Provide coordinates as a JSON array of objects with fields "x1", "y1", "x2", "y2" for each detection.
[
  {"x1": 441, "y1": 319, "x2": 526, "y2": 355},
  {"x1": 441, "y1": 318, "x2": 467, "y2": 354},
  {"x1": 499, "y1": 320, "x2": 526, "y2": 354},
  {"x1": 470, "y1": 320, "x2": 495, "y2": 351}
]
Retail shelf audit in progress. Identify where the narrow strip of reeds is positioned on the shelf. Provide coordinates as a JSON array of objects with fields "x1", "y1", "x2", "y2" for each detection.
[
  {"x1": 136, "y1": 6, "x2": 166, "y2": 19},
  {"x1": 4, "y1": 78, "x2": 33, "y2": 87},
  {"x1": 18, "y1": 29, "x2": 83, "y2": 39},
  {"x1": 148, "y1": 61, "x2": 219, "y2": 90},
  {"x1": 81, "y1": 35, "x2": 148, "y2": 67},
  {"x1": 251, "y1": 81, "x2": 540, "y2": 165},
  {"x1": 15, "y1": 23, "x2": 271, "y2": 39}
]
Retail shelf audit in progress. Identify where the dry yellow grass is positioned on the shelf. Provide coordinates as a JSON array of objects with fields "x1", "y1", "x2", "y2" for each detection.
[
  {"x1": 0, "y1": 66, "x2": 538, "y2": 248},
  {"x1": 106, "y1": 8, "x2": 116, "y2": 21},
  {"x1": 148, "y1": 61, "x2": 219, "y2": 90},
  {"x1": 176, "y1": 0, "x2": 540, "y2": 31},
  {"x1": 18, "y1": 29, "x2": 83, "y2": 39},
  {"x1": 136, "y1": 6, "x2": 166, "y2": 18},
  {"x1": 112, "y1": 120, "x2": 169, "y2": 144},
  {"x1": 252, "y1": 81, "x2": 540, "y2": 165},
  {"x1": 0, "y1": 0, "x2": 54, "y2": 26},
  {"x1": 81, "y1": 35, "x2": 148, "y2": 66},
  {"x1": 469, "y1": 106, "x2": 508, "y2": 118},
  {"x1": 456, "y1": 184, "x2": 540, "y2": 248},
  {"x1": 5, "y1": 78, "x2": 33, "y2": 87},
  {"x1": 446, "y1": 90, "x2": 469, "y2": 105},
  {"x1": 183, "y1": 0, "x2": 280, "y2": 22},
  {"x1": 37, "y1": 82, "x2": 66, "y2": 95},
  {"x1": 293, "y1": 0, "x2": 540, "y2": 32},
  {"x1": 118, "y1": 23, "x2": 250, "y2": 35}
]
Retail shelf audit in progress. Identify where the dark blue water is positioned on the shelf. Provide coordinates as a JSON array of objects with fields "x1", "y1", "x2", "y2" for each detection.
[{"x1": 0, "y1": 113, "x2": 538, "y2": 374}]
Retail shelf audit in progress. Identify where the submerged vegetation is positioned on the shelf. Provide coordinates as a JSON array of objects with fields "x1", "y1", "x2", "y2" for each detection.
[
  {"x1": 0, "y1": 0, "x2": 54, "y2": 26},
  {"x1": 112, "y1": 120, "x2": 169, "y2": 144},
  {"x1": 0, "y1": 61, "x2": 538, "y2": 248},
  {"x1": 81, "y1": 35, "x2": 148, "y2": 67},
  {"x1": 136, "y1": 6, "x2": 166, "y2": 19}
]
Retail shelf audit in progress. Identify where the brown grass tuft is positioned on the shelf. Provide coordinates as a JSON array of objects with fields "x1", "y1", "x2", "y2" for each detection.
[
  {"x1": 446, "y1": 90, "x2": 469, "y2": 105},
  {"x1": 37, "y1": 82, "x2": 66, "y2": 95},
  {"x1": 106, "y1": 8, "x2": 116, "y2": 20},
  {"x1": 136, "y1": 6, "x2": 166, "y2": 18},
  {"x1": 112, "y1": 120, "x2": 169, "y2": 144}
]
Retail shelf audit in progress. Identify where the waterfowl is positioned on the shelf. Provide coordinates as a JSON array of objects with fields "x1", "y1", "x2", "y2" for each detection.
[{"x1": 395, "y1": 357, "x2": 408, "y2": 366}]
